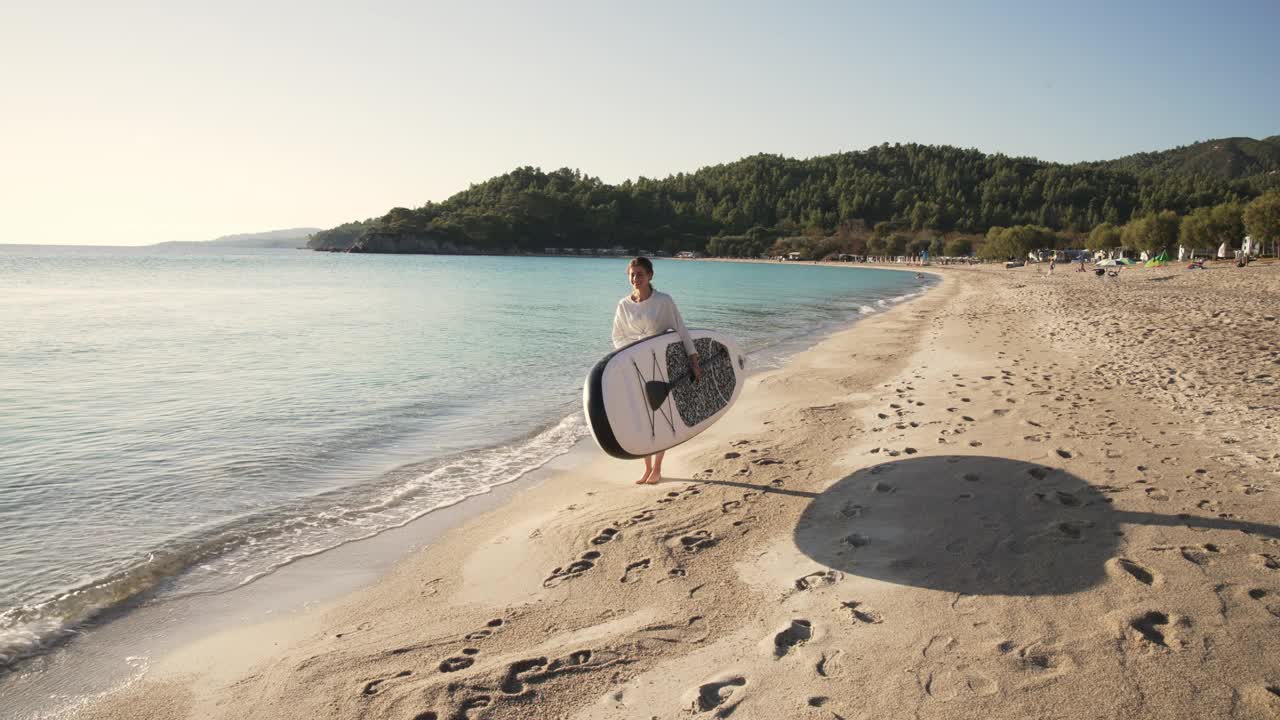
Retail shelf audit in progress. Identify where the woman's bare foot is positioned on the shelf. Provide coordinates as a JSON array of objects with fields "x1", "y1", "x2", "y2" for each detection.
[
  {"x1": 641, "y1": 470, "x2": 661, "y2": 485},
  {"x1": 635, "y1": 468, "x2": 653, "y2": 485}
]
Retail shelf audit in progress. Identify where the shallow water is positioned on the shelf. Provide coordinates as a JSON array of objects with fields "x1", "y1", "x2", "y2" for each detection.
[{"x1": 0, "y1": 246, "x2": 929, "y2": 670}]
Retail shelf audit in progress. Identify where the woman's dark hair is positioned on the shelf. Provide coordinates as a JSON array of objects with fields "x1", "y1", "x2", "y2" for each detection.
[{"x1": 628, "y1": 256, "x2": 654, "y2": 275}]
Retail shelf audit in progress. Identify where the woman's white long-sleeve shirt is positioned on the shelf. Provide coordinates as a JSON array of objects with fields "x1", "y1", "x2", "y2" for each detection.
[{"x1": 611, "y1": 290, "x2": 697, "y2": 355}]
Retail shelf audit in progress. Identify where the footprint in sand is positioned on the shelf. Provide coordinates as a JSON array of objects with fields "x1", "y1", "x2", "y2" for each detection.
[
  {"x1": 1129, "y1": 611, "x2": 1173, "y2": 648},
  {"x1": 816, "y1": 649, "x2": 844, "y2": 677},
  {"x1": 1056, "y1": 521, "x2": 1088, "y2": 540},
  {"x1": 1145, "y1": 487, "x2": 1171, "y2": 502},
  {"x1": 1253, "y1": 554, "x2": 1280, "y2": 570},
  {"x1": 839, "y1": 501, "x2": 865, "y2": 517},
  {"x1": 1246, "y1": 589, "x2": 1280, "y2": 618},
  {"x1": 543, "y1": 550, "x2": 602, "y2": 588},
  {"x1": 1180, "y1": 544, "x2": 1220, "y2": 566},
  {"x1": 362, "y1": 670, "x2": 412, "y2": 696},
  {"x1": 439, "y1": 649, "x2": 479, "y2": 673},
  {"x1": 771, "y1": 619, "x2": 813, "y2": 658},
  {"x1": 590, "y1": 527, "x2": 619, "y2": 545},
  {"x1": 464, "y1": 618, "x2": 505, "y2": 641},
  {"x1": 918, "y1": 636, "x2": 998, "y2": 701},
  {"x1": 1107, "y1": 557, "x2": 1158, "y2": 586},
  {"x1": 621, "y1": 558, "x2": 651, "y2": 584},
  {"x1": 1014, "y1": 643, "x2": 1075, "y2": 681},
  {"x1": 1235, "y1": 684, "x2": 1280, "y2": 716},
  {"x1": 843, "y1": 600, "x2": 884, "y2": 624},
  {"x1": 678, "y1": 531, "x2": 717, "y2": 553},
  {"x1": 499, "y1": 650, "x2": 623, "y2": 696},
  {"x1": 622, "y1": 509, "x2": 656, "y2": 526},
  {"x1": 456, "y1": 696, "x2": 491, "y2": 717},
  {"x1": 499, "y1": 657, "x2": 548, "y2": 695},
  {"x1": 794, "y1": 570, "x2": 843, "y2": 591},
  {"x1": 692, "y1": 674, "x2": 748, "y2": 715},
  {"x1": 841, "y1": 533, "x2": 869, "y2": 549}
]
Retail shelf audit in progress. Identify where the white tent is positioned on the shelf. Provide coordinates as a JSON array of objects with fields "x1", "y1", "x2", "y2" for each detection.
[
  {"x1": 1178, "y1": 246, "x2": 1186, "y2": 261},
  {"x1": 1243, "y1": 236, "x2": 1254, "y2": 257},
  {"x1": 1097, "y1": 258, "x2": 1121, "y2": 267},
  {"x1": 1217, "y1": 242, "x2": 1231, "y2": 259}
]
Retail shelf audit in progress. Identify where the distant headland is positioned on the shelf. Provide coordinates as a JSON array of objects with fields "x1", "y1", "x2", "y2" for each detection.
[{"x1": 152, "y1": 228, "x2": 321, "y2": 250}]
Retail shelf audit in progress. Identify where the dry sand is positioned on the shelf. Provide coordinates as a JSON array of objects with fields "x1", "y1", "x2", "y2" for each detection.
[{"x1": 73, "y1": 261, "x2": 1280, "y2": 720}]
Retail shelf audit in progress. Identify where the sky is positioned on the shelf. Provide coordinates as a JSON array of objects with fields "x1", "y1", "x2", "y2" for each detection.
[{"x1": 2, "y1": 0, "x2": 1277, "y2": 246}]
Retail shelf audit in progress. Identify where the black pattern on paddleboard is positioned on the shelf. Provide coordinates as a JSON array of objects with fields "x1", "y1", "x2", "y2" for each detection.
[{"x1": 664, "y1": 338, "x2": 736, "y2": 427}]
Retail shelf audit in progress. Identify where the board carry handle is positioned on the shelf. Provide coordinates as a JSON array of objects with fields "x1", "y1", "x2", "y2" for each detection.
[{"x1": 642, "y1": 347, "x2": 727, "y2": 411}]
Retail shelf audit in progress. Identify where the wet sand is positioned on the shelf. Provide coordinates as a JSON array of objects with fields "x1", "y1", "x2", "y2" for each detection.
[{"x1": 73, "y1": 261, "x2": 1280, "y2": 720}]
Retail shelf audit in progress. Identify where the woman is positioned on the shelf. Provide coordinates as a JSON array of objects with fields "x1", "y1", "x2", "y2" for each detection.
[{"x1": 611, "y1": 257, "x2": 702, "y2": 485}]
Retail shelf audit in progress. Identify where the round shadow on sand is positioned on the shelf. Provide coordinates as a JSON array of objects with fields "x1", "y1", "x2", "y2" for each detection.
[{"x1": 794, "y1": 456, "x2": 1119, "y2": 596}]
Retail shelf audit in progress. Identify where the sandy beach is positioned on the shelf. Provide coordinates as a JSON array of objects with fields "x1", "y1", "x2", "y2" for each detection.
[{"x1": 72, "y1": 260, "x2": 1280, "y2": 720}]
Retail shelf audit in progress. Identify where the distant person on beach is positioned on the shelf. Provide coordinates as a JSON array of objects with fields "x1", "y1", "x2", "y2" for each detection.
[
  {"x1": 612, "y1": 256, "x2": 702, "y2": 485},
  {"x1": 1048, "y1": 258, "x2": 1056, "y2": 274}
]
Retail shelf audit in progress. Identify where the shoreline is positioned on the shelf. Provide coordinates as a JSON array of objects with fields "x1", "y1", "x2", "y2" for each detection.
[
  {"x1": 48, "y1": 262, "x2": 1280, "y2": 719},
  {"x1": 3, "y1": 438, "x2": 600, "y2": 720},
  {"x1": 57, "y1": 266, "x2": 959, "y2": 719},
  {"x1": 5, "y1": 262, "x2": 933, "y2": 719}
]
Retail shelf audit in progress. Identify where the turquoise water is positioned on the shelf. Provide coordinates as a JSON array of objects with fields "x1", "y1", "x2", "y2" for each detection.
[{"x1": 0, "y1": 245, "x2": 930, "y2": 668}]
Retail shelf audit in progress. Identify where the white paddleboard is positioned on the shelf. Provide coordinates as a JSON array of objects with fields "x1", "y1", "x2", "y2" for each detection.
[{"x1": 583, "y1": 329, "x2": 746, "y2": 459}]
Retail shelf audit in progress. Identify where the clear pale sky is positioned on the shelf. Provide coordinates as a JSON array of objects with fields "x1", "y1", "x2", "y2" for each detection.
[{"x1": 3, "y1": 1, "x2": 1277, "y2": 246}]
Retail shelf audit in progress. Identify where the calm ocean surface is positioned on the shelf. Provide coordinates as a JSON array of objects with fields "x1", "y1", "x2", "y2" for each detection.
[{"x1": 0, "y1": 245, "x2": 930, "y2": 669}]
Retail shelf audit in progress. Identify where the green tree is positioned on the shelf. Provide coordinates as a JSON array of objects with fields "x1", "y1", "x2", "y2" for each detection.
[
  {"x1": 885, "y1": 233, "x2": 910, "y2": 257},
  {"x1": 1179, "y1": 208, "x2": 1217, "y2": 253},
  {"x1": 943, "y1": 235, "x2": 973, "y2": 257},
  {"x1": 1123, "y1": 211, "x2": 1180, "y2": 255},
  {"x1": 1243, "y1": 191, "x2": 1280, "y2": 255},
  {"x1": 1086, "y1": 222, "x2": 1118, "y2": 253},
  {"x1": 1150, "y1": 210, "x2": 1181, "y2": 255},
  {"x1": 1120, "y1": 217, "x2": 1147, "y2": 253}
]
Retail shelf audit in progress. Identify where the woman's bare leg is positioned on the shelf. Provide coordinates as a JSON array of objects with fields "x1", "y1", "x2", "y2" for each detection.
[
  {"x1": 643, "y1": 451, "x2": 665, "y2": 484},
  {"x1": 636, "y1": 455, "x2": 654, "y2": 484}
]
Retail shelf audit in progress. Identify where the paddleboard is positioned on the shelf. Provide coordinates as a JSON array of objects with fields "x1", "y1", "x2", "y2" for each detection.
[{"x1": 583, "y1": 329, "x2": 746, "y2": 459}]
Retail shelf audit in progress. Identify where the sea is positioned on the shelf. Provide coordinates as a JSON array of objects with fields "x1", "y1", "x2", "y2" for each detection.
[{"x1": 0, "y1": 245, "x2": 931, "y2": 708}]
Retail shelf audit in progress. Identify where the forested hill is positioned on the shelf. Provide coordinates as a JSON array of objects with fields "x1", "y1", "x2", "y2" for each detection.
[
  {"x1": 1090, "y1": 136, "x2": 1280, "y2": 184},
  {"x1": 307, "y1": 138, "x2": 1277, "y2": 255}
]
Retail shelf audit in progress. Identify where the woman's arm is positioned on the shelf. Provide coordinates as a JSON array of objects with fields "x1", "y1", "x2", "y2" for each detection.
[
  {"x1": 666, "y1": 296, "x2": 701, "y2": 380},
  {"x1": 666, "y1": 296, "x2": 696, "y2": 357},
  {"x1": 611, "y1": 302, "x2": 628, "y2": 349}
]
